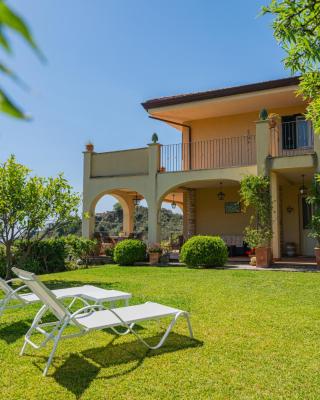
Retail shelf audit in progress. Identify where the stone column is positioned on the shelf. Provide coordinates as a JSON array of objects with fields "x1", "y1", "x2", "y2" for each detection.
[
  {"x1": 184, "y1": 189, "x2": 196, "y2": 238},
  {"x1": 147, "y1": 202, "x2": 160, "y2": 244},
  {"x1": 271, "y1": 171, "x2": 281, "y2": 259},
  {"x1": 121, "y1": 197, "x2": 135, "y2": 236},
  {"x1": 255, "y1": 120, "x2": 271, "y2": 175},
  {"x1": 147, "y1": 143, "x2": 161, "y2": 244},
  {"x1": 82, "y1": 150, "x2": 95, "y2": 238}
]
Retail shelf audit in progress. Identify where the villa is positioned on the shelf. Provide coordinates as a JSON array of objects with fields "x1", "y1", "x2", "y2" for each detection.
[{"x1": 82, "y1": 76, "x2": 318, "y2": 260}]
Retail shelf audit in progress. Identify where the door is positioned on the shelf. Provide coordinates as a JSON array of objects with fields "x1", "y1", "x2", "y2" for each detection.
[
  {"x1": 300, "y1": 196, "x2": 316, "y2": 256},
  {"x1": 296, "y1": 116, "x2": 312, "y2": 148}
]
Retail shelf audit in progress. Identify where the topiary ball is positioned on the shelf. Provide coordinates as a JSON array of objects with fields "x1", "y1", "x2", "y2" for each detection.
[
  {"x1": 114, "y1": 239, "x2": 146, "y2": 266},
  {"x1": 259, "y1": 108, "x2": 268, "y2": 121},
  {"x1": 180, "y1": 235, "x2": 228, "y2": 268}
]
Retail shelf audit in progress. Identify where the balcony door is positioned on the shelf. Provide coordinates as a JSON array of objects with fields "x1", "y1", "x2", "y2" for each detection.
[{"x1": 282, "y1": 115, "x2": 313, "y2": 150}]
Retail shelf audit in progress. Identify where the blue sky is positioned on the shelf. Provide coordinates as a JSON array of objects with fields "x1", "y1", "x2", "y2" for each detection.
[{"x1": 0, "y1": 0, "x2": 286, "y2": 211}]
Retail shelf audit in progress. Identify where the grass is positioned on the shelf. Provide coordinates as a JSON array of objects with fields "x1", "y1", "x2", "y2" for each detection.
[{"x1": 1, "y1": 265, "x2": 320, "y2": 399}]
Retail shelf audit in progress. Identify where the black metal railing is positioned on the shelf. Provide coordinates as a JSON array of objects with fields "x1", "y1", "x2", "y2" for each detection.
[
  {"x1": 270, "y1": 120, "x2": 314, "y2": 157},
  {"x1": 160, "y1": 135, "x2": 256, "y2": 173}
]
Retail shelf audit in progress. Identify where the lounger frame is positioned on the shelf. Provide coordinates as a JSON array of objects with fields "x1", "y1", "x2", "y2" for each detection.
[{"x1": 12, "y1": 267, "x2": 193, "y2": 376}]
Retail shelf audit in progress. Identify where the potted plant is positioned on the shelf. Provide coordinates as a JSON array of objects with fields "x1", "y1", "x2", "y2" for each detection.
[
  {"x1": 240, "y1": 175, "x2": 273, "y2": 267},
  {"x1": 306, "y1": 175, "x2": 320, "y2": 266},
  {"x1": 148, "y1": 243, "x2": 162, "y2": 265},
  {"x1": 85, "y1": 141, "x2": 94, "y2": 152},
  {"x1": 246, "y1": 248, "x2": 256, "y2": 266},
  {"x1": 268, "y1": 113, "x2": 280, "y2": 129}
]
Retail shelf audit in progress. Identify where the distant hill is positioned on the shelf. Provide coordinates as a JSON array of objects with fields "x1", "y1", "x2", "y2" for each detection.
[{"x1": 95, "y1": 203, "x2": 183, "y2": 240}]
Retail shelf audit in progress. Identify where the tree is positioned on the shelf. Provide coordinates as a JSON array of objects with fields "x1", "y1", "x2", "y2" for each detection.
[
  {"x1": 0, "y1": 1, "x2": 43, "y2": 119},
  {"x1": 0, "y1": 155, "x2": 80, "y2": 278},
  {"x1": 240, "y1": 175, "x2": 273, "y2": 249},
  {"x1": 262, "y1": 1, "x2": 320, "y2": 132}
]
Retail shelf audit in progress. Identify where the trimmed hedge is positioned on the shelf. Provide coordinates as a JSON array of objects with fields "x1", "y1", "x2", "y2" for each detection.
[
  {"x1": 180, "y1": 235, "x2": 228, "y2": 268},
  {"x1": 114, "y1": 239, "x2": 146, "y2": 266}
]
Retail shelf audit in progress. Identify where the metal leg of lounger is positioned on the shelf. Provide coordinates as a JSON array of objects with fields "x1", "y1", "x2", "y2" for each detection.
[
  {"x1": 43, "y1": 320, "x2": 69, "y2": 377},
  {"x1": 109, "y1": 309, "x2": 193, "y2": 350},
  {"x1": 20, "y1": 304, "x2": 48, "y2": 356}
]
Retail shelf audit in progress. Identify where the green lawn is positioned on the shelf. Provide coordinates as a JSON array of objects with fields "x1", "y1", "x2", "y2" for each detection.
[{"x1": 1, "y1": 266, "x2": 320, "y2": 399}]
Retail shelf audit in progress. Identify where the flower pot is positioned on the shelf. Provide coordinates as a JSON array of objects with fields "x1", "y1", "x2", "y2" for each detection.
[
  {"x1": 149, "y1": 252, "x2": 161, "y2": 265},
  {"x1": 86, "y1": 143, "x2": 94, "y2": 152},
  {"x1": 249, "y1": 255, "x2": 256, "y2": 266},
  {"x1": 255, "y1": 247, "x2": 272, "y2": 268},
  {"x1": 315, "y1": 248, "x2": 320, "y2": 266}
]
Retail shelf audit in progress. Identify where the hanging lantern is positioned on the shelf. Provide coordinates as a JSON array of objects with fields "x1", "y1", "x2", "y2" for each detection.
[
  {"x1": 217, "y1": 182, "x2": 225, "y2": 201},
  {"x1": 299, "y1": 174, "x2": 307, "y2": 195},
  {"x1": 133, "y1": 192, "x2": 140, "y2": 206},
  {"x1": 171, "y1": 194, "x2": 176, "y2": 209}
]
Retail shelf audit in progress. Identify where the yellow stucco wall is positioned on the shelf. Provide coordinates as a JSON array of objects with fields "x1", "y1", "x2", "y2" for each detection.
[
  {"x1": 195, "y1": 186, "x2": 250, "y2": 236},
  {"x1": 91, "y1": 148, "x2": 149, "y2": 177},
  {"x1": 183, "y1": 105, "x2": 307, "y2": 143},
  {"x1": 281, "y1": 184, "x2": 301, "y2": 253}
]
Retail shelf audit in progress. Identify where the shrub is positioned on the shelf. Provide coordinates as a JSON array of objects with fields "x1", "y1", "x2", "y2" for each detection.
[
  {"x1": 180, "y1": 235, "x2": 228, "y2": 268},
  {"x1": 15, "y1": 238, "x2": 67, "y2": 274},
  {"x1": 114, "y1": 239, "x2": 146, "y2": 266},
  {"x1": 105, "y1": 247, "x2": 114, "y2": 259},
  {"x1": 63, "y1": 235, "x2": 97, "y2": 267}
]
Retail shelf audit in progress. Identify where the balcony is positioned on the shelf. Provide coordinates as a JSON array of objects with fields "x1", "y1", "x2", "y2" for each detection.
[
  {"x1": 270, "y1": 120, "x2": 314, "y2": 158},
  {"x1": 160, "y1": 135, "x2": 257, "y2": 173}
]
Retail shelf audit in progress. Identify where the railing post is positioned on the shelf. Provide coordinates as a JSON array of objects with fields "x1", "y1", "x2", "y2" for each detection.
[
  {"x1": 255, "y1": 120, "x2": 271, "y2": 175},
  {"x1": 148, "y1": 143, "x2": 161, "y2": 175}
]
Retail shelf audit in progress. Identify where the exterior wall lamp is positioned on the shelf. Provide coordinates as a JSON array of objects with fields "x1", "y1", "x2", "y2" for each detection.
[
  {"x1": 286, "y1": 206, "x2": 294, "y2": 214},
  {"x1": 171, "y1": 194, "x2": 176, "y2": 209},
  {"x1": 217, "y1": 182, "x2": 225, "y2": 201},
  {"x1": 133, "y1": 192, "x2": 140, "y2": 206},
  {"x1": 299, "y1": 174, "x2": 307, "y2": 195}
]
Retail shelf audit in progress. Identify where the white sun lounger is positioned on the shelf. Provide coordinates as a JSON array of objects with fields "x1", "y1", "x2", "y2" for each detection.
[
  {"x1": 12, "y1": 267, "x2": 193, "y2": 376},
  {"x1": 0, "y1": 276, "x2": 131, "y2": 317}
]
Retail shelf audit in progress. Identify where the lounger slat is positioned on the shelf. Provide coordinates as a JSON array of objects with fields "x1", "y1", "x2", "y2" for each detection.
[{"x1": 74, "y1": 302, "x2": 183, "y2": 330}]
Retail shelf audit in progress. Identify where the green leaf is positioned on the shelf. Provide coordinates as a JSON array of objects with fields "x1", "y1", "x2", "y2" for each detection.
[
  {"x1": 0, "y1": 88, "x2": 28, "y2": 119},
  {"x1": 0, "y1": 61, "x2": 28, "y2": 89},
  {"x1": 0, "y1": 28, "x2": 11, "y2": 53},
  {"x1": 0, "y1": 1, "x2": 44, "y2": 60}
]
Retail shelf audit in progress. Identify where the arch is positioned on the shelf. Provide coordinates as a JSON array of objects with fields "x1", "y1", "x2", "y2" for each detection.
[
  {"x1": 83, "y1": 187, "x2": 147, "y2": 240},
  {"x1": 157, "y1": 178, "x2": 241, "y2": 205},
  {"x1": 156, "y1": 164, "x2": 256, "y2": 203}
]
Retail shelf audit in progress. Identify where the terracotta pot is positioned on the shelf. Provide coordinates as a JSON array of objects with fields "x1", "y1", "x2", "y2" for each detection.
[
  {"x1": 86, "y1": 143, "x2": 94, "y2": 152},
  {"x1": 249, "y1": 256, "x2": 256, "y2": 266},
  {"x1": 149, "y1": 252, "x2": 161, "y2": 265},
  {"x1": 315, "y1": 248, "x2": 320, "y2": 266},
  {"x1": 255, "y1": 247, "x2": 272, "y2": 268}
]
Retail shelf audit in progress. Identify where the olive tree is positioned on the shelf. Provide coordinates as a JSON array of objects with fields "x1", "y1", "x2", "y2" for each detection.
[
  {"x1": 0, "y1": 155, "x2": 80, "y2": 278},
  {"x1": 262, "y1": 0, "x2": 320, "y2": 132}
]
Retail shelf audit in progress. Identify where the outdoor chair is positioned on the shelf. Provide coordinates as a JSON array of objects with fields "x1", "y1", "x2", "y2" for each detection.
[
  {"x1": 0, "y1": 276, "x2": 131, "y2": 317},
  {"x1": 12, "y1": 267, "x2": 193, "y2": 376}
]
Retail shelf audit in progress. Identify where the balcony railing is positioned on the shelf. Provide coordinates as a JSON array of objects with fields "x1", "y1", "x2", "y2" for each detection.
[
  {"x1": 270, "y1": 120, "x2": 314, "y2": 157},
  {"x1": 160, "y1": 135, "x2": 256, "y2": 173}
]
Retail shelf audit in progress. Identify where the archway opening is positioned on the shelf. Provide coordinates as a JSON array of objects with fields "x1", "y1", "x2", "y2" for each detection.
[
  {"x1": 93, "y1": 190, "x2": 148, "y2": 251},
  {"x1": 159, "y1": 190, "x2": 183, "y2": 259}
]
